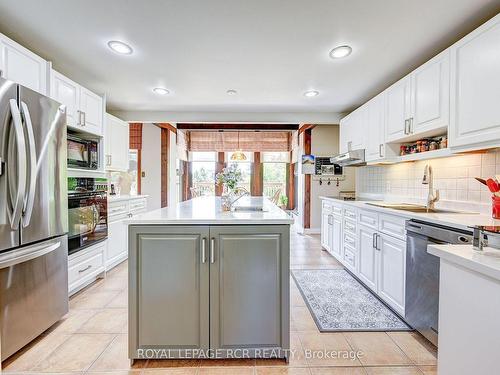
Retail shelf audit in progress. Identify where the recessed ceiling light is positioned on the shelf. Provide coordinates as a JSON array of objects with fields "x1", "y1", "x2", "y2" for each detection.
[
  {"x1": 226, "y1": 89, "x2": 238, "y2": 96},
  {"x1": 107, "y1": 40, "x2": 133, "y2": 55},
  {"x1": 304, "y1": 90, "x2": 319, "y2": 97},
  {"x1": 329, "y1": 45, "x2": 352, "y2": 59},
  {"x1": 153, "y1": 87, "x2": 170, "y2": 95}
]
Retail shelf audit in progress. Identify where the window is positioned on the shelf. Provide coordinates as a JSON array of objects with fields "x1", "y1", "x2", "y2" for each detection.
[
  {"x1": 129, "y1": 150, "x2": 139, "y2": 195},
  {"x1": 191, "y1": 152, "x2": 217, "y2": 196},
  {"x1": 225, "y1": 152, "x2": 253, "y2": 193},
  {"x1": 263, "y1": 152, "x2": 288, "y2": 203}
]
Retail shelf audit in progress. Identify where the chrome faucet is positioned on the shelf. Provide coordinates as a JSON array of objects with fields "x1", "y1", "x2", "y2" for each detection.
[{"x1": 422, "y1": 164, "x2": 439, "y2": 211}]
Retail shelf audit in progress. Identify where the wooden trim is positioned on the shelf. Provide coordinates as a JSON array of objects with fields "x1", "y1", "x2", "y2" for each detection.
[
  {"x1": 251, "y1": 152, "x2": 263, "y2": 196},
  {"x1": 286, "y1": 161, "x2": 295, "y2": 210},
  {"x1": 215, "y1": 152, "x2": 225, "y2": 196},
  {"x1": 137, "y1": 150, "x2": 142, "y2": 195},
  {"x1": 303, "y1": 129, "x2": 312, "y2": 229},
  {"x1": 154, "y1": 122, "x2": 177, "y2": 134},
  {"x1": 298, "y1": 124, "x2": 316, "y2": 134},
  {"x1": 177, "y1": 124, "x2": 299, "y2": 131},
  {"x1": 161, "y1": 128, "x2": 169, "y2": 207},
  {"x1": 181, "y1": 161, "x2": 192, "y2": 201}
]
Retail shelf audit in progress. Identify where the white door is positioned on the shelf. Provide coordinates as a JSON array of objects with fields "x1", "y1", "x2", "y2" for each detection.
[
  {"x1": 358, "y1": 225, "x2": 378, "y2": 291},
  {"x1": 106, "y1": 114, "x2": 130, "y2": 171},
  {"x1": 329, "y1": 215, "x2": 342, "y2": 259},
  {"x1": 377, "y1": 233, "x2": 406, "y2": 314},
  {"x1": 321, "y1": 211, "x2": 330, "y2": 250},
  {"x1": 79, "y1": 86, "x2": 103, "y2": 136},
  {"x1": 410, "y1": 50, "x2": 450, "y2": 136},
  {"x1": 0, "y1": 34, "x2": 48, "y2": 95},
  {"x1": 50, "y1": 71, "x2": 80, "y2": 129},
  {"x1": 385, "y1": 76, "x2": 411, "y2": 142},
  {"x1": 365, "y1": 93, "x2": 386, "y2": 161},
  {"x1": 107, "y1": 218, "x2": 128, "y2": 264},
  {"x1": 449, "y1": 14, "x2": 500, "y2": 150}
]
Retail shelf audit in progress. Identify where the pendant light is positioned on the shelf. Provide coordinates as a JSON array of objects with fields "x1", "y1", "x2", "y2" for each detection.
[{"x1": 231, "y1": 131, "x2": 247, "y2": 161}]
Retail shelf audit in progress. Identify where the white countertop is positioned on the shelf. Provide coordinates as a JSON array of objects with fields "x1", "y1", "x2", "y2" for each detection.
[
  {"x1": 109, "y1": 194, "x2": 149, "y2": 202},
  {"x1": 320, "y1": 196, "x2": 500, "y2": 231},
  {"x1": 428, "y1": 244, "x2": 500, "y2": 281},
  {"x1": 125, "y1": 196, "x2": 294, "y2": 225}
]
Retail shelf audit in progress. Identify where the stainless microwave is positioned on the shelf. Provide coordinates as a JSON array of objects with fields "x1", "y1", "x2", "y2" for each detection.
[{"x1": 67, "y1": 134, "x2": 99, "y2": 170}]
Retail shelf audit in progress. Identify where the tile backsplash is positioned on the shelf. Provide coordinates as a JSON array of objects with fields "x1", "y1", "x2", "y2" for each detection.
[{"x1": 356, "y1": 149, "x2": 500, "y2": 212}]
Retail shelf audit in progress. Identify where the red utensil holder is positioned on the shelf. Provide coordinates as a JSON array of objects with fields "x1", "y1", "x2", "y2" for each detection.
[{"x1": 493, "y1": 196, "x2": 500, "y2": 219}]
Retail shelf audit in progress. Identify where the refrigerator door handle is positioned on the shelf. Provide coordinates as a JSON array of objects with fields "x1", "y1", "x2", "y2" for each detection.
[
  {"x1": 8, "y1": 99, "x2": 28, "y2": 230},
  {"x1": 0, "y1": 239, "x2": 61, "y2": 269},
  {"x1": 20, "y1": 102, "x2": 37, "y2": 227}
]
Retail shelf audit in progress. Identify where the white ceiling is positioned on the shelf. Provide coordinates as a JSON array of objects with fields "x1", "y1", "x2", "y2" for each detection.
[{"x1": 0, "y1": 0, "x2": 498, "y2": 116}]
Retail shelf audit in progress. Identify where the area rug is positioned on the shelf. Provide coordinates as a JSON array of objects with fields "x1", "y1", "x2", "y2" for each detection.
[{"x1": 291, "y1": 269, "x2": 411, "y2": 332}]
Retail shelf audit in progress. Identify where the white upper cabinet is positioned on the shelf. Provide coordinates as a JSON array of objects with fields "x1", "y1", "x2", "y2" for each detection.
[
  {"x1": 448, "y1": 14, "x2": 500, "y2": 150},
  {"x1": 80, "y1": 87, "x2": 103, "y2": 136},
  {"x1": 385, "y1": 76, "x2": 411, "y2": 142},
  {"x1": 50, "y1": 70, "x2": 103, "y2": 136},
  {"x1": 0, "y1": 34, "x2": 48, "y2": 95},
  {"x1": 410, "y1": 50, "x2": 450, "y2": 137},
  {"x1": 339, "y1": 107, "x2": 367, "y2": 153},
  {"x1": 105, "y1": 113, "x2": 130, "y2": 172},
  {"x1": 365, "y1": 93, "x2": 386, "y2": 162},
  {"x1": 339, "y1": 114, "x2": 352, "y2": 154},
  {"x1": 51, "y1": 71, "x2": 80, "y2": 128}
]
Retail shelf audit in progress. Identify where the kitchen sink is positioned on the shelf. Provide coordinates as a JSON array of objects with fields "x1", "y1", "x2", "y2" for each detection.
[
  {"x1": 233, "y1": 206, "x2": 267, "y2": 212},
  {"x1": 366, "y1": 202, "x2": 475, "y2": 214}
]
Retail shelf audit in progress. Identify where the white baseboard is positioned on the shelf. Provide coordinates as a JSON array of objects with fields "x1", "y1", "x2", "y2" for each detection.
[{"x1": 303, "y1": 228, "x2": 320, "y2": 235}]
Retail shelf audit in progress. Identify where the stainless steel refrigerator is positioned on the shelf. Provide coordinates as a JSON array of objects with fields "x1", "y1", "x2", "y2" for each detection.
[{"x1": 0, "y1": 77, "x2": 68, "y2": 360}]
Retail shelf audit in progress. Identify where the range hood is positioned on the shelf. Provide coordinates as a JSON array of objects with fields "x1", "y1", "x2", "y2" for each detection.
[{"x1": 330, "y1": 149, "x2": 366, "y2": 167}]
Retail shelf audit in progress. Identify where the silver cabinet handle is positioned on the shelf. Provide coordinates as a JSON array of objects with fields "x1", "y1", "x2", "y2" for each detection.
[
  {"x1": 379, "y1": 144, "x2": 384, "y2": 158},
  {"x1": 372, "y1": 232, "x2": 377, "y2": 248},
  {"x1": 20, "y1": 102, "x2": 37, "y2": 227},
  {"x1": 409, "y1": 117, "x2": 414, "y2": 134},
  {"x1": 78, "y1": 265, "x2": 92, "y2": 273},
  {"x1": 77, "y1": 110, "x2": 82, "y2": 126},
  {"x1": 210, "y1": 238, "x2": 215, "y2": 264},
  {"x1": 404, "y1": 119, "x2": 409, "y2": 135},
  {"x1": 109, "y1": 155, "x2": 112, "y2": 166},
  {"x1": 375, "y1": 234, "x2": 381, "y2": 251},
  {"x1": 8, "y1": 99, "x2": 27, "y2": 230},
  {"x1": 201, "y1": 238, "x2": 207, "y2": 263},
  {"x1": 83, "y1": 111, "x2": 86, "y2": 126}
]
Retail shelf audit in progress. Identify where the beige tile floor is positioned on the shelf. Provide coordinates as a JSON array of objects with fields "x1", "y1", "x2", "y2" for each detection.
[{"x1": 1, "y1": 232, "x2": 437, "y2": 375}]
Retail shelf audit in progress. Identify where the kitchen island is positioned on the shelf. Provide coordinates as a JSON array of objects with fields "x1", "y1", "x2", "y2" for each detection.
[{"x1": 126, "y1": 196, "x2": 293, "y2": 362}]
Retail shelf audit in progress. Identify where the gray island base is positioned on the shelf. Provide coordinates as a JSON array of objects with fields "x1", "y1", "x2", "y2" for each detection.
[{"x1": 127, "y1": 197, "x2": 293, "y2": 362}]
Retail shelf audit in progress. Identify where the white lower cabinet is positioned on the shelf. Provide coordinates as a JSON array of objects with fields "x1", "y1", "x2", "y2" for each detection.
[
  {"x1": 106, "y1": 197, "x2": 148, "y2": 271},
  {"x1": 329, "y1": 214, "x2": 342, "y2": 259},
  {"x1": 358, "y1": 225, "x2": 378, "y2": 291},
  {"x1": 377, "y1": 233, "x2": 406, "y2": 314},
  {"x1": 68, "y1": 241, "x2": 106, "y2": 296}
]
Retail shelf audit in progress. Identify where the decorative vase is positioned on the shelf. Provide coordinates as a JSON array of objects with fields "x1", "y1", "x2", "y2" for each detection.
[{"x1": 221, "y1": 187, "x2": 234, "y2": 212}]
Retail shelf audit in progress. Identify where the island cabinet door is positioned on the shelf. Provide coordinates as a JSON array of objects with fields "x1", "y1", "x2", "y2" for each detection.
[
  {"x1": 209, "y1": 225, "x2": 290, "y2": 358},
  {"x1": 128, "y1": 226, "x2": 210, "y2": 358}
]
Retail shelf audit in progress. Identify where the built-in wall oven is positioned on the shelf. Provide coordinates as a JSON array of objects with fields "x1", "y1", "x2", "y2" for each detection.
[
  {"x1": 67, "y1": 133, "x2": 99, "y2": 170},
  {"x1": 67, "y1": 178, "x2": 108, "y2": 255}
]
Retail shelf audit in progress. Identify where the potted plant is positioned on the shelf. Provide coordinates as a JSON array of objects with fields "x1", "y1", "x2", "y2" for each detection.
[
  {"x1": 278, "y1": 195, "x2": 288, "y2": 210},
  {"x1": 216, "y1": 164, "x2": 243, "y2": 211}
]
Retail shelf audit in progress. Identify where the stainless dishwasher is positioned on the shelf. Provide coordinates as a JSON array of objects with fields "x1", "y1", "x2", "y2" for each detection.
[{"x1": 405, "y1": 220, "x2": 472, "y2": 346}]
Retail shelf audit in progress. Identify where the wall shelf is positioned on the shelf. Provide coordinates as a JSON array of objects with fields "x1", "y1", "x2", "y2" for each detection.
[{"x1": 368, "y1": 148, "x2": 453, "y2": 165}]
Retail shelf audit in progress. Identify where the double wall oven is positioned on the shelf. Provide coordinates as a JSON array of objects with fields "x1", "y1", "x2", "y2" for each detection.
[{"x1": 68, "y1": 178, "x2": 108, "y2": 255}]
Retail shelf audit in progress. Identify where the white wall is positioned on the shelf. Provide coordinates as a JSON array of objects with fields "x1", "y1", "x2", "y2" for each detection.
[
  {"x1": 309, "y1": 125, "x2": 355, "y2": 231},
  {"x1": 141, "y1": 123, "x2": 162, "y2": 210}
]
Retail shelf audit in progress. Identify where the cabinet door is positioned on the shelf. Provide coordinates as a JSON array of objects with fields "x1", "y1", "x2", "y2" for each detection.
[
  {"x1": 0, "y1": 34, "x2": 47, "y2": 95},
  {"x1": 106, "y1": 114, "x2": 130, "y2": 171},
  {"x1": 321, "y1": 211, "x2": 330, "y2": 250},
  {"x1": 51, "y1": 71, "x2": 80, "y2": 129},
  {"x1": 349, "y1": 108, "x2": 367, "y2": 150},
  {"x1": 129, "y1": 226, "x2": 210, "y2": 355},
  {"x1": 79, "y1": 86, "x2": 103, "y2": 136},
  {"x1": 385, "y1": 77, "x2": 411, "y2": 142},
  {"x1": 449, "y1": 14, "x2": 500, "y2": 150},
  {"x1": 339, "y1": 114, "x2": 352, "y2": 154},
  {"x1": 357, "y1": 225, "x2": 378, "y2": 292},
  {"x1": 329, "y1": 215, "x2": 342, "y2": 259},
  {"x1": 410, "y1": 50, "x2": 450, "y2": 136},
  {"x1": 378, "y1": 233, "x2": 406, "y2": 314},
  {"x1": 107, "y1": 218, "x2": 128, "y2": 264},
  {"x1": 209, "y1": 225, "x2": 289, "y2": 356},
  {"x1": 366, "y1": 93, "x2": 386, "y2": 161}
]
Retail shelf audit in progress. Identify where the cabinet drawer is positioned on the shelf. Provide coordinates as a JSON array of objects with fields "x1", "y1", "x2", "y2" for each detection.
[
  {"x1": 130, "y1": 198, "x2": 147, "y2": 213},
  {"x1": 331, "y1": 203, "x2": 343, "y2": 216},
  {"x1": 109, "y1": 201, "x2": 129, "y2": 218},
  {"x1": 343, "y1": 219, "x2": 357, "y2": 236},
  {"x1": 68, "y1": 243, "x2": 105, "y2": 290},
  {"x1": 358, "y1": 209, "x2": 378, "y2": 230},
  {"x1": 343, "y1": 207, "x2": 357, "y2": 221},
  {"x1": 322, "y1": 201, "x2": 332, "y2": 212},
  {"x1": 344, "y1": 232, "x2": 357, "y2": 249},
  {"x1": 379, "y1": 214, "x2": 406, "y2": 240},
  {"x1": 343, "y1": 245, "x2": 357, "y2": 270}
]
